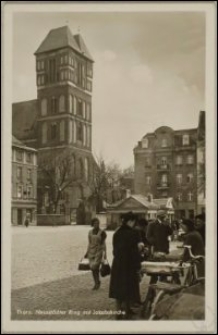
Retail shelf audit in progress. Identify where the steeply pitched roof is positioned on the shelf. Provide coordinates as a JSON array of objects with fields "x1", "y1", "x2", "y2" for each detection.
[
  {"x1": 12, "y1": 99, "x2": 38, "y2": 141},
  {"x1": 35, "y1": 26, "x2": 94, "y2": 62},
  {"x1": 74, "y1": 34, "x2": 94, "y2": 62}
]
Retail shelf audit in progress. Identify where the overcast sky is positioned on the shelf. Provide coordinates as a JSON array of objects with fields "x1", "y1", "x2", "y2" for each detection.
[{"x1": 13, "y1": 11, "x2": 205, "y2": 168}]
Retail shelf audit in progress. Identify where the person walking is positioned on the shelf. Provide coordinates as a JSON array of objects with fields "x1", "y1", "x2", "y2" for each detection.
[
  {"x1": 109, "y1": 211, "x2": 141, "y2": 320},
  {"x1": 24, "y1": 217, "x2": 29, "y2": 228},
  {"x1": 86, "y1": 218, "x2": 107, "y2": 290}
]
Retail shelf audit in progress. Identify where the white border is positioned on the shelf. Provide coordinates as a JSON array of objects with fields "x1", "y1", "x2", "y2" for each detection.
[{"x1": 2, "y1": 1, "x2": 217, "y2": 334}]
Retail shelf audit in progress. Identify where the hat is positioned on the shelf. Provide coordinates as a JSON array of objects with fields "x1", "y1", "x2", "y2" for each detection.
[
  {"x1": 157, "y1": 210, "x2": 167, "y2": 218},
  {"x1": 181, "y1": 219, "x2": 195, "y2": 230}
]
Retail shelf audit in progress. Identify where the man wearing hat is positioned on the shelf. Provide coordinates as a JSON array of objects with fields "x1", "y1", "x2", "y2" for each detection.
[{"x1": 146, "y1": 209, "x2": 173, "y2": 256}]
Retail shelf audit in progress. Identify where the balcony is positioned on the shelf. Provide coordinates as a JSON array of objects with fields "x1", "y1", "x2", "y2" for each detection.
[
  {"x1": 157, "y1": 182, "x2": 170, "y2": 189},
  {"x1": 157, "y1": 164, "x2": 170, "y2": 171}
]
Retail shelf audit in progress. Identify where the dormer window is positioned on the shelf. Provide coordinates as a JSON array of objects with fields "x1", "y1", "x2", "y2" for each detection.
[
  {"x1": 183, "y1": 134, "x2": 190, "y2": 145},
  {"x1": 142, "y1": 138, "x2": 149, "y2": 148},
  {"x1": 161, "y1": 138, "x2": 167, "y2": 148}
]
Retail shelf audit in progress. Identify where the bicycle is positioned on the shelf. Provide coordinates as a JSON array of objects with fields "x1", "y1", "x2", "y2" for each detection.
[{"x1": 140, "y1": 245, "x2": 205, "y2": 320}]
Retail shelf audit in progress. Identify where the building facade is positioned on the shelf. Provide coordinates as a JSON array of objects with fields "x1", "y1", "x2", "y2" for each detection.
[
  {"x1": 12, "y1": 136, "x2": 37, "y2": 225},
  {"x1": 134, "y1": 125, "x2": 198, "y2": 219},
  {"x1": 12, "y1": 26, "x2": 95, "y2": 221},
  {"x1": 197, "y1": 111, "x2": 206, "y2": 214}
]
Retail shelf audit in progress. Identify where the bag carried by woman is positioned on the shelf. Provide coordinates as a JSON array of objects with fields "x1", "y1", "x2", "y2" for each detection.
[{"x1": 100, "y1": 259, "x2": 111, "y2": 277}]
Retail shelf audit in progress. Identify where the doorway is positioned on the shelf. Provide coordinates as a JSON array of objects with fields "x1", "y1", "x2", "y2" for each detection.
[{"x1": 17, "y1": 209, "x2": 23, "y2": 225}]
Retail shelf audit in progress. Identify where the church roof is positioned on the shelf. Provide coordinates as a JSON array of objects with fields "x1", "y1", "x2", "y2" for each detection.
[
  {"x1": 35, "y1": 26, "x2": 94, "y2": 62},
  {"x1": 12, "y1": 99, "x2": 38, "y2": 141}
]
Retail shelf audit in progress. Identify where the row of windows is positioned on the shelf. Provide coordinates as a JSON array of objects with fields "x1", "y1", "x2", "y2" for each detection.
[
  {"x1": 142, "y1": 134, "x2": 192, "y2": 149},
  {"x1": 145, "y1": 154, "x2": 194, "y2": 166},
  {"x1": 177, "y1": 192, "x2": 194, "y2": 202},
  {"x1": 37, "y1": 57, "x2": 92, "y2": 87},
  {"x1": 37, "y1": 72, "x2": 92, "y2": 91},
  {"x1": 15, "y1": 184, "x2": 34, "y2": 199},
  {"x1": 41, "y1": 121, "x2": 91, "y2": 147},
  {"x1": 12, "y1": 149, "x2": 36, "y2": 164},
  {"x1": 37, "y1": 55, "x2": 93, "y2": 77},
  {"x1": 145, "y1": 173, "x2": 194, "y2": 185},
  {"x1": 41, "y1": 96, "x2": 91, "y2": 120}
]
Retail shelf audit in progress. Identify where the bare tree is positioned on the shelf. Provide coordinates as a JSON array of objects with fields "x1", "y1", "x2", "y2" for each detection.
[{"x1": 38, "y1": 149, "x2": 77, "y2": 213}]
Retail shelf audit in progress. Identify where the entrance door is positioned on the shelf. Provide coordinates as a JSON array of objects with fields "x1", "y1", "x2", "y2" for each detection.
[{"x1": 17, "y1": 209, "x2": 22, "y2": 225}]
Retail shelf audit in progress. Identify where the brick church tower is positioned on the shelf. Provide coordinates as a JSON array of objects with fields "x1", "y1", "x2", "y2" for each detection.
[{"x1": 34, "y1": 26, "x2": 95, "y2": 218}]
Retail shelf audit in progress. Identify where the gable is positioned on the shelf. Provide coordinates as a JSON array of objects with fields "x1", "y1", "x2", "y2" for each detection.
[{"x1": 116, "y1": 197, "x2": 147, "y2": 211}]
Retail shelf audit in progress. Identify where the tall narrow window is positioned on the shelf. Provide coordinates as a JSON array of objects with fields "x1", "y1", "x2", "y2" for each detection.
[
  {"x1": 73, "y1": 96, "x2": 77, "y2": 115},
  {"x1": 77, "y1": 122, "x2": 83, "y2": 141},
  {"x1": 69, "y1": 95, "x2": 73, "y2": 113},
  {"x1": 187, "y1": 154, "x2": 194, "y2": 165},
  {"x1": 161, "y1": 138, "x2": 167, "y2": 148},
  {"x1": 60, "y1": 120, "x2": 65, "y2": 142},
  {"x1": 17, "y1": 185, "x2": 22, "y2": 199},
  {"x1": 83, "y1": 124, "x2": 86, "y2": 146},
  {"x1": 176, "y1": 155, "x2": 183, "y2": 165},
  {"x1": 51, "y1": 97, "x2": 58, "y2": 114},
  {"x1": 27, "y1": 169, "x2": 32, "y2": 181},
  {"x1": 176, "y1": 174, "x2": 182, "y2": 185},
  {"x1": 142, "y1": 138, "x2": 149, "y2": 148},
  {"x1": 77, "y1": 99, "x2": 83, "y2": 116},
  {"x1": 16, "y1": 150, "x2": 23, "y2": 162},
  {"x1": 73, "y1": 121, "x2": 76, "y2": 143},
  {"x1": 69, "y1": 120, "x2": 72, "y2": 143},
  {"x1": 59, "y1": 95, "x2": 65, "y2": 113},
  {"x1": 17, "y1": 167, "x2": 22, "y2": 180},
  {"x1": 86, "y1": 103, "x2": 90, "y2": 120},
  {"x1": 187, "y1": 173, "x2": 194, "y2": 184},
  {"x1": 42, "y1": 122, "x2": 47, "y2": 144},
  {"x1": 51, "y1": 123, "x2": 57, "y2": 140},
  {"x1": 82, "y1": 101, "x2": 86, "y2": 118},
  {"x1": 49, "y1": 58, "x2": 57, "y2": 83},
  {"x1": 177, "y1": 193, "x2": 182, "y2": 201},
  {"x1": 161, "y1": 174, "x2": 168, "y2": 185},
  {"x1": 86, "y1": 126, "x2": 90, "y2": 147},
  {"x1": 146, "y1": 176, "x2": 151, "y2": 185},
  {"x1": 79, "y1": 159, "x2": 84, "y2": 179},
  {"x1": 84, "y1": 158, "x2": 89, "y2": 182},
  {"x1": 41, "y1": 98, "x2": 47, "y2": 116},
  {"x1": 183, "y1": 134, "x2": 190, "y2": 146}
]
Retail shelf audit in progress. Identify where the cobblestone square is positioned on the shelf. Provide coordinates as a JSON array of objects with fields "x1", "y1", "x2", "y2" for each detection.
[{"x1": 11, "y1": 225, "x2": 182, "y2": 320}]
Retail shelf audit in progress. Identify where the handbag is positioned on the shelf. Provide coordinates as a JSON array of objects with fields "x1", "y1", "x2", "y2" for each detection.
[
  {"x1": 78, "y1": 257, "x2": 90, "y2": 271},
  {"x1": 100, "y1": 259, "x2": 111, "y2": 277}
]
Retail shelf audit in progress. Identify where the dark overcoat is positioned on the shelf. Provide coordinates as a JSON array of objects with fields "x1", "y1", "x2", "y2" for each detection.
[{"x1": 109, "y1": 225, "x2": 141, "y2": 303}]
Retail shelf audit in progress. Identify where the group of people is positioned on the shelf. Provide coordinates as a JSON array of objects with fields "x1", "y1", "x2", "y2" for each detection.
[{"x1": 85, "y1": 210, "x2": 205, "y2": 320}]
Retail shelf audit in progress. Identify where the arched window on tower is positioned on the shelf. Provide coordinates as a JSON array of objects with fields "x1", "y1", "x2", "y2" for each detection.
[
  {"x1": 79, "y1": 159, "x2": 84, "y2": 179},
  {"x1": 84, "y1": 158, "x2": 89, "y2": 182},
  {"x1": 77, "y1": 122, "x2": 83, "y2": 142},
  {"x1": 59, "y1": 95, "x2": 65, "y2": 113},
  {"x1": 83, "y1": 124, "x2": 86, "y2": 146},
  {"x1": 41, "y1": 98, "x2": 47, "y2": 116},
  {"x1": 42, "y1": 122, "x2": 47, "y2": 144}
]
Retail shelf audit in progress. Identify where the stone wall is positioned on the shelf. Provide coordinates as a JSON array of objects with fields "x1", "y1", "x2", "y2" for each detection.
[{"x1": 37, "y1": 214, "x2": 70, "y2": 226}]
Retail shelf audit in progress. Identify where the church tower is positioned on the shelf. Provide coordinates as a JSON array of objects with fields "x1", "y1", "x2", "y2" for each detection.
[{"x1": 34, "y1": 26, "x2": 94, "y2": 216}]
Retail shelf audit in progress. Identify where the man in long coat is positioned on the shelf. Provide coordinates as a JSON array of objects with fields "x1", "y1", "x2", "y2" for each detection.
[{"x1": 109, "y1": 212, "x2": 141, "y2": 320}]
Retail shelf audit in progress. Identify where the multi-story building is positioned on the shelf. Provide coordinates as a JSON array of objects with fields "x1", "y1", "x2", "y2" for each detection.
[
  {"x1": 11, "y1": 136, "x2": 37, "y2": 225},
  {"x1": 12, "y1": 26, "x2": 95, "y2": 219},
  {"x1": 197, "y1": 111, "x2": 205, "y2": 214},
  {"x1": 134, "y1": 124, "x2": 199, "y2": 219}
]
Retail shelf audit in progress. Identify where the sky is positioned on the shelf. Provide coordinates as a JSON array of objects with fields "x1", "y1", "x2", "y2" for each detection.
[{"x1": 13, "y1": 11, "x2": 205, "y2": 169}]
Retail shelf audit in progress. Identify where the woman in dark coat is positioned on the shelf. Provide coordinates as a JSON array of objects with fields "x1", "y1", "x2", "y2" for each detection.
[{"x1": 109, "y1": 212, "x2": 141, "y2": 320}]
